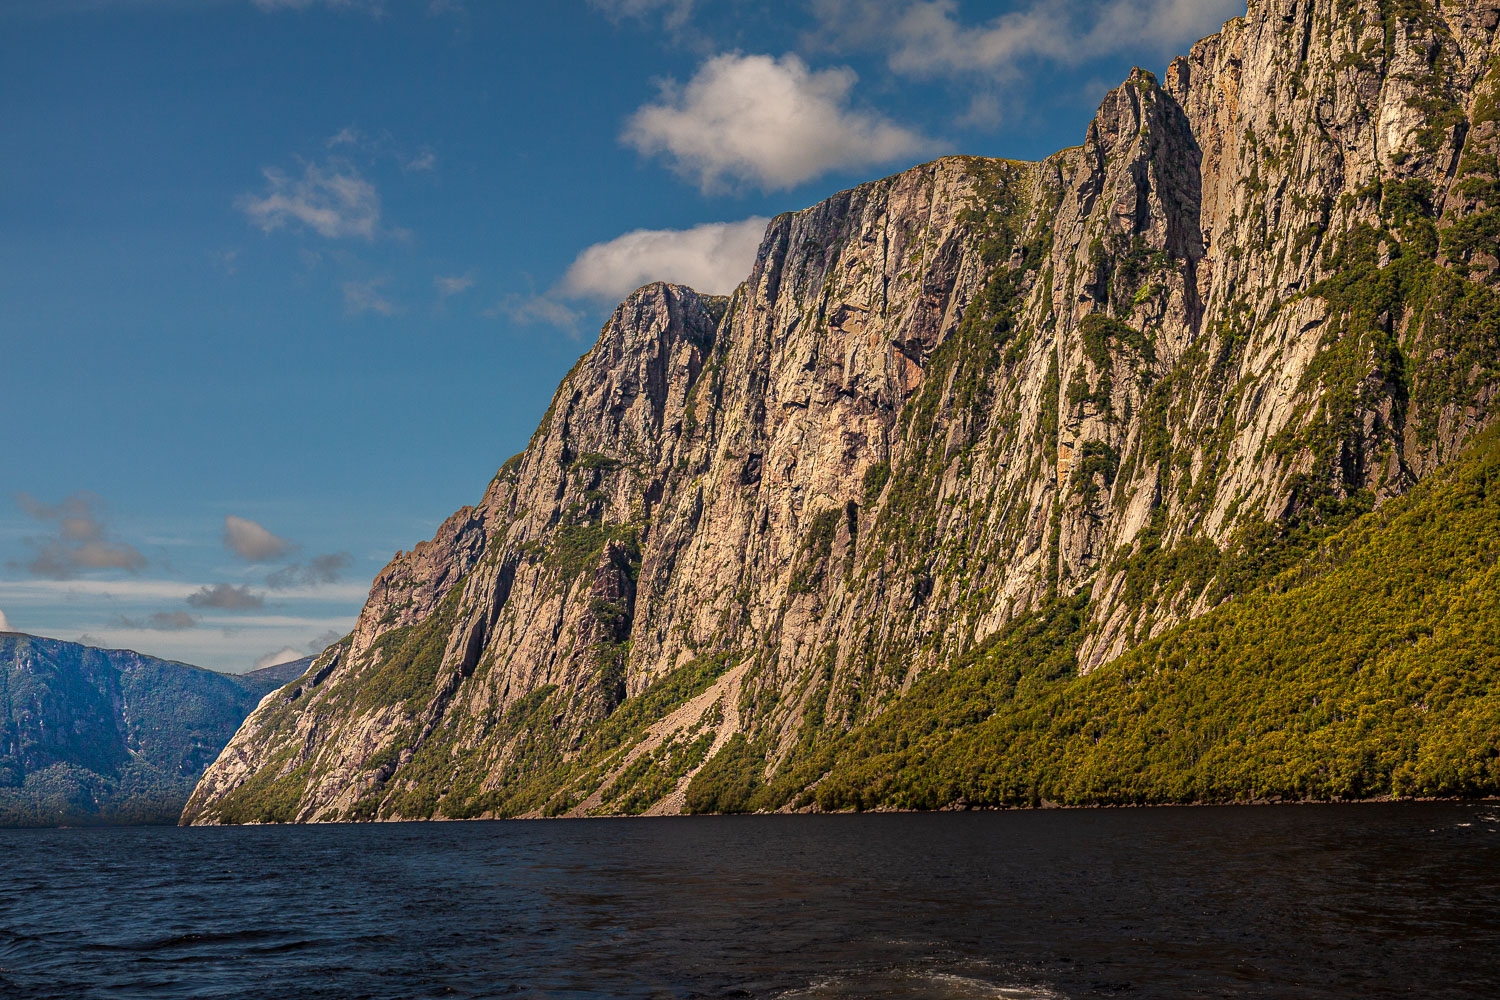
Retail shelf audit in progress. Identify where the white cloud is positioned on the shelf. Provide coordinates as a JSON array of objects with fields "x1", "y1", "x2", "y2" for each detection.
[
  {"x1": 254, "y1": 647, "x2": 310, "y2": 670},
  {"x1": 223, "y1": 515, "x2": 297, "y2": 562},
  {"x1": 343, "y1": 278, "x2": 401, "y2": 316},
  {"x1": 0, "y1": 609, "x2": 11, "y2": 632},
  {"x1": 812, "y1": 0, "x2": 1239, "y2": 79},
  {"x1": 435, "y1": 273, "x2": 475, "y2": 298},
  {"x1": 238, "y1": 159, "x2": 381, "y2": 240},
  {"x1": 491, "y1": 216, "x2": 769, "y2": 334},
  {"x1": 561, "y1": 217, "x2": 768, "y2": 302},
  {"x1": 405, "y1": 148, "x2": 437, "y2": 172},
  {"x1": 623, "y1": 52, "x2": 933, "y2": 192}
]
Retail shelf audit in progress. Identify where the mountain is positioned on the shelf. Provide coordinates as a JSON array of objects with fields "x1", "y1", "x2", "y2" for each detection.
[
  {"x1": 0, "y1": 634, "x2": 300, "y2": 826},
  {"x1": 184, "y1": 0, "x2": 1500, "y2": 825},
  {"x1": 242, "y1": 656, "x2": 316, "y2": 690}
]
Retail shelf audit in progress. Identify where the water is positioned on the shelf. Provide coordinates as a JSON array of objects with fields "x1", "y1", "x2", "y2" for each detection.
[{"x1": 1, "y1": 804, "x2": 1497, "y2": 999}]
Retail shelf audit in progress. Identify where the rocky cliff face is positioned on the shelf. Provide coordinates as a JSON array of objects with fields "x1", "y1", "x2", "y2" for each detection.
[{"x1": 184, "y1": 0, "x2": 1500, "y2": 825}]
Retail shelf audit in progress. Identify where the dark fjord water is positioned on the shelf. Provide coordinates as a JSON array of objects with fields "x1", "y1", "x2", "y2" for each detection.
[{"x1": 1, "y1": 804, "x2": 1497, "y2": 999}]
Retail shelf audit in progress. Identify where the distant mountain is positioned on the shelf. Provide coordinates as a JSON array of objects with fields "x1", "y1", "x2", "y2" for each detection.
[
  {"x1": 240, "y1": 656, "x2": 315, "y2": 691},
  {"x1": 0, "y1": 634, "x2": 303, "y2": 826}
]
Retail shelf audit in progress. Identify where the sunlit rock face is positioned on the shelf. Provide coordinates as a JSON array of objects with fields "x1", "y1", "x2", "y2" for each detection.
[{"x1": 184, "y1": 0, "x2": 1500, "y2": 825}]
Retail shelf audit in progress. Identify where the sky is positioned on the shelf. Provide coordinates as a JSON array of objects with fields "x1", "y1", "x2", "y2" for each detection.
[{"x1": 0, "y1": 0, "x2": 1241, "y2": 672}]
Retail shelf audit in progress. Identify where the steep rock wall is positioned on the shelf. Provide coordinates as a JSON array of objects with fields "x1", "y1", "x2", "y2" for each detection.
[{"x1": 185, "y1": 0, "x2": 1500, "y2": 824}]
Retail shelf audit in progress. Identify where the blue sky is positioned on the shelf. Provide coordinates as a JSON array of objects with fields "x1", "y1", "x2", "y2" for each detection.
[{"x1": 0, "y1": 0, "x2": 1240, "y2": 671}]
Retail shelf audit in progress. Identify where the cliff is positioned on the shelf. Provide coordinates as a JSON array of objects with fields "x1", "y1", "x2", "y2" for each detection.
[{"x1": 185, "y1": 0, "x2": 1500, "y2": 824}]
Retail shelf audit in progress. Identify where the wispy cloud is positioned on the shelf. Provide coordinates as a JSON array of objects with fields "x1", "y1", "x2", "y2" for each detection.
[
  {"x1": 186, "y1": 583, "x2": 266, "y2": 611},
  {"x1": 212, "y1": 248, "x2": 240, "y2": 275},
  {"x1": 327, "y1": 125, "x2": 363, "y2": 148},
  {"x1": 435, "y1": 273, "x2": 475, "y2": 299},
  {"x1": 48, "y1": 611, "x2": 359, "y2": 674},
  {"x1": 561, "y1": 217, "x2": 767, "y2": 302},
  {"x1": 223, "y1": 515, "x2": 297, "y2": 562},
  {"x1": 250, "y1": 0, "x2": 466, "y2": 12},
  {"x1": 624, "y1": 52, "x2": 933, "y2": 193},
  {"x1": 0, "y1": 608, "x2": 11, "y2": 632},
  {"x1": 343, "y1": 277, "x2": 402, "y2": 316},
  {"x1": 2, "y1": 0, "x2": 469, "y2": 21},
  {"x1": 0, "y1": 578, "x2": 370, "y2": 603},
  {"x1": 111, "y1": 610, "x2": 199, "y2": 632},
  {"x1": 810, "y1": 0, "x2": 1239, "y2": 79},
  {"x1": 253, "y1": 647, "x2": 311, "y2": 670},
  {"x1": 13, "y1": 492, "x2": 146, "y2": 579},
  {"x1": 251, "y1": 0, "x2": 384, "y2": 12},
  {"x1": 405, "y1": 148, "x2": 437, "y2": 172},
  {"x1": 589, "y1": 0, "x2": 693, "y2": 30},
  {"x1": 238, "y1": 159, "x2": 381, "y2": 240},
  {"x1": 266, "y1": 552, "x2": 354, "y2": 590},
  {"x1": 305, "y1": 628, "x2": 346, "y2": 652},
  {"x1": 487, "y1": 294, "x2": 584, "y2": 334}
]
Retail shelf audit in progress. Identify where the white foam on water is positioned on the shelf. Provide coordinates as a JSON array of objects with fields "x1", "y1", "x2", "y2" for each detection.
[{"x1": 776, "y1": 968, "x2": 1063, "y2": 1000}]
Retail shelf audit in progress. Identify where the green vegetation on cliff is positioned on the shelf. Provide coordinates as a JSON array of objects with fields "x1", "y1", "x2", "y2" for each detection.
[
  {"x1": 181, "y1": 1, "x2": 1500, "y2": 826},
  {"x1": 197, "y1": 646, "x2": 739, "y2": 824},
  {"x1": 687, "y1": 427, "x2": 1500, "y2": 812}
]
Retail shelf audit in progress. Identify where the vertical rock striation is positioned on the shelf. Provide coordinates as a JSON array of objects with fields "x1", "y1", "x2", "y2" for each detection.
[{"x1": 185, "y1": 0, "x2": 1500, "y2": 824}]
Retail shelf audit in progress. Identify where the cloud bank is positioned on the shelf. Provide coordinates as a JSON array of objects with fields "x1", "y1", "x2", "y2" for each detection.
[
  {"x1": 15, "y1": 492, "x2": 146, "y2": 579},
  {"x1": 624, "y1": 52, "x2": 932, "y2": 192},
  {"x1": 112, "y1": 611, "x2": 199, "y2": 632}
]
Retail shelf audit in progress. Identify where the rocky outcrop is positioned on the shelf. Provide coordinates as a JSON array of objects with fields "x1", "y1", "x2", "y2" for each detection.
[{"x1": 185, "y1": 0, "x2": 1500, "y2": 825}]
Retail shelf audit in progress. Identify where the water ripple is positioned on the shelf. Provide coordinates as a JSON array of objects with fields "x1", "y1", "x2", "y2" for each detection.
[{"x1": 0, "y1": 804, "x2": 1497, "y2": 998}]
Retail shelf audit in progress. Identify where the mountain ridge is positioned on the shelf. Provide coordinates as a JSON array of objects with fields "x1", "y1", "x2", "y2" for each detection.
[
  {"x1": 184, "y1": 0, "x2": 1500, "y2": 825},
  {"x1": 0, "y1": 633, "x2": 303, "y2": 826}
]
